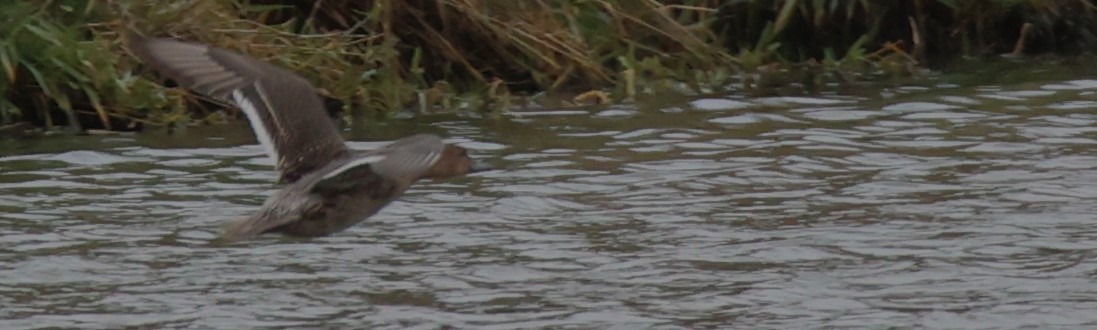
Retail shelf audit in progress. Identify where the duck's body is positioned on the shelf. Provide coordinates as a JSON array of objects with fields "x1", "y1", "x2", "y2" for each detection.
[
  {"x1": 125, "y1": 32, "x2": 488, "y2": 242},
  {"x1": 225, "y1": 156, "x2": 396, "y2": 238},
  {"x1": 221, "y1": 134, "x2": 471, "y2": 240},
  {"x1": 223, "y1": 148, "x2": 399, "y2": 239}
]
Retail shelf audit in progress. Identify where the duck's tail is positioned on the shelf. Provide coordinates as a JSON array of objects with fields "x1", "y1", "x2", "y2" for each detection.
[{"x1": 214, "y1": 209, "x2": 284, "y2": 244}]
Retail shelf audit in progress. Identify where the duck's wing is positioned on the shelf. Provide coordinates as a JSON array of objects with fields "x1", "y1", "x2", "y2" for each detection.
[
  {"x1": 126, "y1": 33, "x2": 349, "y2": 183},
  {"x1": 311, "y1": 134, "x2": 445, "y2": 194}
]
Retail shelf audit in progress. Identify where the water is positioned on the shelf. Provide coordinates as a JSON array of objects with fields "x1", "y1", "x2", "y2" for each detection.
[{"x1": 5, "y1": 60, "x2": 1097, "y2": 329}]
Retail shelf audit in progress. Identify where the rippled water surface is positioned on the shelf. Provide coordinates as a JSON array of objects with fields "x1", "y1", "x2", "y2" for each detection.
[{"x1": 6, "y1": 62, "x2": 1097, "y2": 329}]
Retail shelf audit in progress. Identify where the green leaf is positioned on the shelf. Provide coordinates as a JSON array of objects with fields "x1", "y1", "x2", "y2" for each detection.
[
  {"x1": 49, "y1": 57, "x2": 89, "y2": 83},
  {"x1": 23, "y1": 23, "x2": 62, "y2": 47},
  {"x1": 0, "y1": 41, "x2": 14, "y2": 82},
  {"x1": 23, "y1": 64, "x2": 54, "y2": 96}
]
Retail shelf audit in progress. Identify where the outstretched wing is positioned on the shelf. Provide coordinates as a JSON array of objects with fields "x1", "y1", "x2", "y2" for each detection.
[
  {"x1": 311, "y1": 134, "x2": 446, "y2": 194},
  {"x1": 127, "y1": 32, "x2": 349, "y2": 183}
]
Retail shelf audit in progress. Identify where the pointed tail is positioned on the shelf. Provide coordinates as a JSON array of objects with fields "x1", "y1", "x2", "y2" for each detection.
[{"x1": 214, "y1": 209, "x2": 284, "y2": 244}]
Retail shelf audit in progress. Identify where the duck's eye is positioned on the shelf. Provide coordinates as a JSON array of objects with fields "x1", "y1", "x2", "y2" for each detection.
[{"x1": 460, "y1": 150, "x2": 469, "y2": 157}]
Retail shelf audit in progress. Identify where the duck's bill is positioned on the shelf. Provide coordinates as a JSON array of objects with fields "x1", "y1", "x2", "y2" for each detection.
[{"x1": 469, "y1": 160, "x2": 494, "y2": 173}]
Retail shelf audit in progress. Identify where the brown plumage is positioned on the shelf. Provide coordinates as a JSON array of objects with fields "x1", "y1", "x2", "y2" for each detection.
[{"x1": 125, "y1": 32, "x2": 490, "y2": 242}]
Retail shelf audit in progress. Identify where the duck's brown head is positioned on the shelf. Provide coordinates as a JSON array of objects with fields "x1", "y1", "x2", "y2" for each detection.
[{"x1": 422, "y1": 144, "x2": 491, "y2": 179}]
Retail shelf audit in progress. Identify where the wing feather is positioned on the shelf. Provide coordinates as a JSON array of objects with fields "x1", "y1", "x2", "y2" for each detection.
[{"x1": 127, "y1": 32, "x2": 349, "y2": 182}]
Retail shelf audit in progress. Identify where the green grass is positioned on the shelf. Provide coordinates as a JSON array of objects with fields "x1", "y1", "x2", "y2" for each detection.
[{"x1": 3, "y1": 0, "x2": 1096, "y2": 131}]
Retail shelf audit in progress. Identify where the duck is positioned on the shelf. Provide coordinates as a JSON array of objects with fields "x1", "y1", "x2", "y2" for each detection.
[{"x1": 124, "y1": 32, "x2": 491, "y2": 242}]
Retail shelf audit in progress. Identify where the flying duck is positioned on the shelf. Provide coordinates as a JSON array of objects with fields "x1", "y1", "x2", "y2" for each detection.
[{"x1": 125, "y1": 32, "x2": 490, "y2": 242}]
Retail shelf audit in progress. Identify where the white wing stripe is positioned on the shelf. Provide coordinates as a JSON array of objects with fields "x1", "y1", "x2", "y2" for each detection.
[
  {"x1": 232, "y1": 89, "x2": 280, "y2": 167},
  {"x1": 321, "y1": 155, "x2": 387, "y2": 181},
  {"x1": 424, "y1": 150, "x2": 442, "y2": 167}
]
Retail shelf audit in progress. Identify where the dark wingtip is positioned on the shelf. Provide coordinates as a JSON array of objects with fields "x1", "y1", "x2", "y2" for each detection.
[
  {"x1": 120, "y1": 27, "x2": 152, "y2": 64},
  {"x1": 121, "y1": 29, "x2": 143, "y2": 45},
  {"x1": 114, "y1": 7, "x2": 140, "y2": 42}
]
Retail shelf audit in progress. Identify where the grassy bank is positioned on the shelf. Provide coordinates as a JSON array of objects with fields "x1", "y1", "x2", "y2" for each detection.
[{"x1": 2, "y1": 0, "x2": 1096, "y2": 132}]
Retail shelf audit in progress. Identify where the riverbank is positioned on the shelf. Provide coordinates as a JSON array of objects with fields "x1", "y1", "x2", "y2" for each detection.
[{"x1": 2, "y1": 0, "x2": 1096, "y2": 132}]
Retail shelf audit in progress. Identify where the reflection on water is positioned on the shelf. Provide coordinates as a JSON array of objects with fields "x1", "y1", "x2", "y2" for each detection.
[{"x1": 5, "y1": 62, "x2": 1097, "y2": 328}]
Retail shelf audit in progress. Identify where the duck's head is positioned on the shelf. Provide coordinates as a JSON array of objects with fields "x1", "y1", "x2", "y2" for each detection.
[{"x1": 422, "y1": 144, "x2": 492, "y2": 180}]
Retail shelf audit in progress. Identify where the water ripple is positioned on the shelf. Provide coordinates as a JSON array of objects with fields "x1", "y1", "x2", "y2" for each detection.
[{"x1": 5, "y1": 73, "x2": 1097, "y2": 329}]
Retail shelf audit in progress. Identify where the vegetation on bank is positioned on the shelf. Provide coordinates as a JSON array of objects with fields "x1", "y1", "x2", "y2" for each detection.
[{"x1": 2, "y1": 0, "x2": 1097, "y2": 132}]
